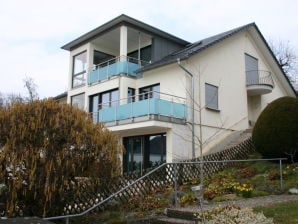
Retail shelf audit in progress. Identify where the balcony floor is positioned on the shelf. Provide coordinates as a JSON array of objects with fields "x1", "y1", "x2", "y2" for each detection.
[
  {"x1": 104, "y1": 114, "x2": 186, "y2": 127},
  {"x1": 246, "y1": 84, "x2": 273, "y2": 95}
]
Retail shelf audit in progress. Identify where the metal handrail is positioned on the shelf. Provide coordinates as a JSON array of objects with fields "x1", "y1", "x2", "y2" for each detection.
[
  {"x1": 90, "y1": 55, "x2": 149, "y2": 72},
  {"x1": 44, "y1": 157, "x2": 287, "y2": 223},
  {"x1": 246, "y1": 70, "x2": 274, "y2": 87},
  {"x1": 44, "y1": 163, "x2": 168, "y2": 222},
  {"x1": 96, "y1": 91, "x2": 186, "y2": 109}
]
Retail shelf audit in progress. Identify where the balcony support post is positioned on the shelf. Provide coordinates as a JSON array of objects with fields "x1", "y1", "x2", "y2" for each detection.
[{"x1": 120, "y1": 26, "x2": 127, "y2": 62}]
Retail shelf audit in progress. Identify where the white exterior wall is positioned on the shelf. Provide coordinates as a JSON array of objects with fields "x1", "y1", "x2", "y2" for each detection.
[
  {"x1": 66, "y1": 28, "x2": 295, "y2": 163},
  {"x1": 141, "y1": 31, "x2": 295, "y2": 157}
]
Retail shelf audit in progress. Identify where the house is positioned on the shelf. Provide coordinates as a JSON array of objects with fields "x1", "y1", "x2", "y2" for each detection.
[
  {"x1": 61, "y1": 14, "x2": 296, "y2": 174},
  {"x1": 53, "y1": 91, "x2": 67, "y2": 104}
]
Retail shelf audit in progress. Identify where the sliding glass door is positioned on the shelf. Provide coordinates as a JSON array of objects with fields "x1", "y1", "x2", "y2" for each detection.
[{"x1": 123, "y1": 133, "x2": 166, "y2": 173}]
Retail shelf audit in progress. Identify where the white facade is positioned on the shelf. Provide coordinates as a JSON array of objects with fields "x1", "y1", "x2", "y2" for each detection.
[{"x1": 63, "y1": 15, "x2": 296, "y2": 173}]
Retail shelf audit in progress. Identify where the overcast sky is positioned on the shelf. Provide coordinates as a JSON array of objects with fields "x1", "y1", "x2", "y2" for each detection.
[{"x1": 1, "y1": 0, "x2": 297, "y2": 98}]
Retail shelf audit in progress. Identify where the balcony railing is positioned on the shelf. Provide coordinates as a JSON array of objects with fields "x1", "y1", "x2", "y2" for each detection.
[
  {"x1": 246, "y1": 70, "x2": 274, "y2": 87},
  {"x1": 91, "y1": 92, "x2": 187, "y2": 124},
  {"x1": 246, "y1": 70, "x2": 274, "y2": 95},
  {"x1": 88, "y1": 56, "x2": 148, "y2": 85}
]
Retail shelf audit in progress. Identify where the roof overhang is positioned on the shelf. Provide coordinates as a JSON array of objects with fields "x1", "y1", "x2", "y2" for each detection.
[{"x1": 61, "y1": 14, "x2": 189, "y2": 51}]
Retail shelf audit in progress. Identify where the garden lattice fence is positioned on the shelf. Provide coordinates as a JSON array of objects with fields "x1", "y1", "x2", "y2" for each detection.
[{"x1": 46, "y1": 135, "x2": 255, "y2": 219}]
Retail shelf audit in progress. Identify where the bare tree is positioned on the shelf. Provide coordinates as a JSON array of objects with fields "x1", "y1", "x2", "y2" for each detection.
[
  {"x1": 23, "y1": 76, "x2": 39, "y2": 101},
  {"x1": 269, "y1": 40, "x2": 298, "y2": 87},
  {"x1": 0, "y1": 92, "x2": 24, "y2": 108}
]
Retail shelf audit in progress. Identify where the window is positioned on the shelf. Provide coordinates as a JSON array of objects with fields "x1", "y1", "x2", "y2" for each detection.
[
  {"x1": 71, "y1": 93, "x2": 85, "y2": 110},
  {"x1": 127, "y1": 45, "x2": 152, "y2": 63},
  {"x1": 123, "y1": 133, "x2": 166, "y2": 173},
  {"x1": 139, "y1": 84, "x2": 160, "y2": 101},
  {"x1": 89, "y1": 89, "x2": 119, "y2": 111},
  {"x1": 245, "y1": 54, "x2": 259, "y2": 85},
  {"x1": 127, "y1": 88, "x2": 135, "y2": 103},
  {"x1": 72, "y1": 51, "x2": 87, "y2": 88},
  {"x1": 205, "y1": 83, "x2": 219, "y2": 110}
]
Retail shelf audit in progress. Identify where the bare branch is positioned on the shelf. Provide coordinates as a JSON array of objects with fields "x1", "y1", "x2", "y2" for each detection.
[
  {"x1": 23, "y1": 76, "x2": 39, "y2": 101},
  {"x1": 269, "y1": 39, "x2": 298, "y2": 87}
]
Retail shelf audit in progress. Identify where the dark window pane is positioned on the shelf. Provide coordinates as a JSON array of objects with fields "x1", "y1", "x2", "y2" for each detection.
[
  {"x1": 139, "y1": 84, "x2": 160, "y2": 101},
  {"x1": 128, "y1": 88, "x2": 135, "y2": 103}
]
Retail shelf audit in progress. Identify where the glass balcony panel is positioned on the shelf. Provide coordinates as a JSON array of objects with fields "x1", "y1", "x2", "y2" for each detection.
[
  {"x1": 95, "y1": 95, "x2": 187, "y2": 123},
  {"x1": 99, "y1": 107, "x2": 116, "y2": 122},
  {"x1": 88, "y1": 57, "x2": 144, "y2": 85}
]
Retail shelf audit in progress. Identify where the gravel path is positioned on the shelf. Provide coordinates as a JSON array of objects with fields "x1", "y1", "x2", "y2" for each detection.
[{"x1": 177, "y1": 194, "x2": 298, "y2": 212}]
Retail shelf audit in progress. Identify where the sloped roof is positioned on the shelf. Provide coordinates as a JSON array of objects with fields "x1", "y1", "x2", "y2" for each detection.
[
  {"x1": 53, "y1": 91, "x2": 67, "y2": 100},
  {"x1": 137, "y1": 22, "x2": 297, "y2": 96},
  {"x1": 137, "y1": 23, "x2": 255, "y2": 72}
]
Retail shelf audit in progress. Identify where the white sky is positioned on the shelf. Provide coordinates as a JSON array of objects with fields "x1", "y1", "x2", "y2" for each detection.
[{"x1": 1, "y1": 0, "x2": 297, "y2": 98}]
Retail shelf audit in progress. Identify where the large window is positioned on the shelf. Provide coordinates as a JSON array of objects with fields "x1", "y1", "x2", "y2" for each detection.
[
  {"x1": 89, "y1": 89, "x2": 119, "y2": 111},
  {"x1": 205, "y1": 83, "x2": 219, "y2": 110},
  {"x1": 71, "y1": 93, "x2": 85, "y2": 110},
  {"x1": 127, "y1": 45, "x2": 152, "y2": 63},
  {"x1": 123, "y1": 133, "x2": 166, "y2": 173},
  {"x1": 139, "y1": 84, "x2": 160, "y2": 101},
  {"x1": 72, "y1": 51, "x2": 87, "y2": 88},
  {"x1": 89, "y1": 89, "x2": 119, "y2": 123},
  {"x1": 100, "y1": 89, "x2": 119, "y2": 109}
]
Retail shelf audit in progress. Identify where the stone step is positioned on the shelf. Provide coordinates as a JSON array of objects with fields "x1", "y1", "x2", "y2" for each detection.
[
  {"x1": 154, "y1": 217, "x2": 196, "y2": 224},
  {"x1": 166, "y1": 208, "x2": 196, "y2": 220}
]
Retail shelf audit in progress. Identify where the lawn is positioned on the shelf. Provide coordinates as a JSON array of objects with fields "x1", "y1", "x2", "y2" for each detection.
[{"x1": 254, "y1": 201, "x2": 298, "y2": 224}]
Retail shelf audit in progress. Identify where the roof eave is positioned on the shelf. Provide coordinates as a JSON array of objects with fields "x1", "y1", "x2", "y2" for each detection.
[{"x1": 61, "y1": 14, "x2": 189, "y2": 51}]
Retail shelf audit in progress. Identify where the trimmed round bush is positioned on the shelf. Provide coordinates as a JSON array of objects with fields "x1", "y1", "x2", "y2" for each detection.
[{"x1": 252, "y1": 97, "x2": 298, "y2": 162}]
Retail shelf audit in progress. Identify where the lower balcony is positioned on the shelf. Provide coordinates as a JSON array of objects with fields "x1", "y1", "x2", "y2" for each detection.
[
  {"x1": 91, "y1": 94, "x2": 187, "y2": 126},
  {"x1": 88, "y1": 56, "x2": 147, "y2": 85},
  {"x1": 246, "y1": 70, "x2": 274, "y2": 95}
]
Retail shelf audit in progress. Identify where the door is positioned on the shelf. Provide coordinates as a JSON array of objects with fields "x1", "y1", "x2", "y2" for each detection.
[
  {"x1": 123, "y1": 137, "x2": 143, "y2": 173},
  {"x1": 123, "y1": 134, "x2": 166, "y2": 174},
  {"x1": 245, "y1": 54, "x2": 259, "y2": 85}
]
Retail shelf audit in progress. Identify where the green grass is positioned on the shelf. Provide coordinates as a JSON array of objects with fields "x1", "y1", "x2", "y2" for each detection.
[{"x1": 254, "y1": 201, "x2": 298, "y2": 224}]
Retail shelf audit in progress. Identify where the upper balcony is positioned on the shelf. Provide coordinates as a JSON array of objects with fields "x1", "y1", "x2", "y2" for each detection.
[
  {"x1": 91, "y1": 91, "x2": 187, "y2": 127},
  {"x1": 88, "y1": 56, "x2": 148, "y2": 85},
  {"x1": 246, "y1": 70, "x2": 274, "y2": 95}
]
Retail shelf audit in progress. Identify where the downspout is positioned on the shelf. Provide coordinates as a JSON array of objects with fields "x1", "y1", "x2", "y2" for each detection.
[
  {"x1": 177, "y1": 58, "x2": 204, "y2": 189},
  {"x1": 177, "y1": 58, "x2": 195, "y2": 159}
]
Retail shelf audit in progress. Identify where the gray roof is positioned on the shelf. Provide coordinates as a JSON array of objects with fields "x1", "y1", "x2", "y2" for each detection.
[
  {"x1": 137, "y1": 23, "x2": 255, "y2": 73},
  {"x1": 137, "y1": 22, "x2": 297, "y2": 96},
  {"x1": 62, "y1": 14, "x2": 189, "y2": 51},
  {"x1": 53, "y1": 91, "x2": 67, "y2": 100}
]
